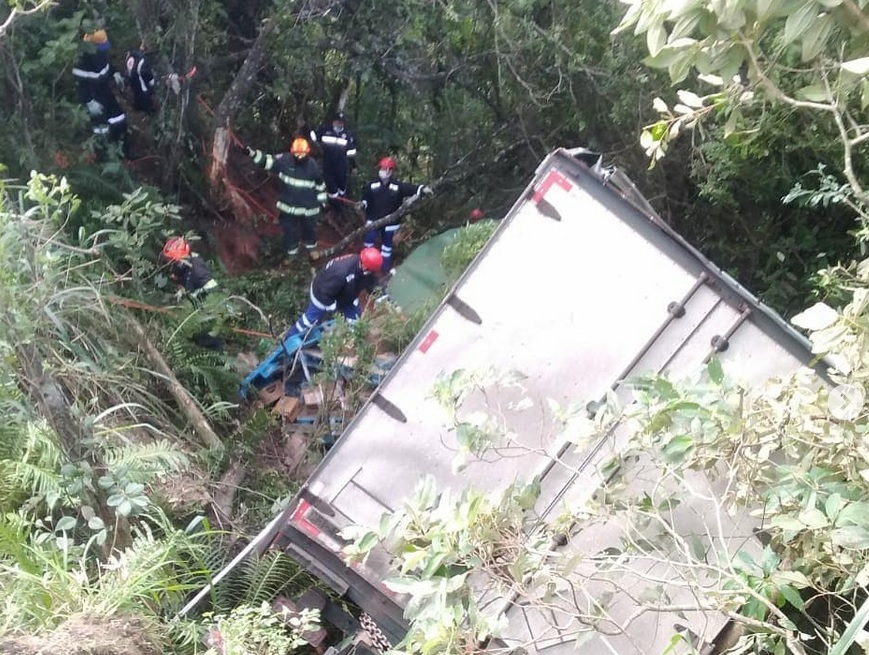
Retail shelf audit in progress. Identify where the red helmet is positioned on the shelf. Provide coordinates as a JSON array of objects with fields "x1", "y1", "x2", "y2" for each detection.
[
  {"x1": 360, "y1": 247, "x2": 383, "y2": 272},
  {"x1": 290, "y1": 137, "x2": 311, "y2": 158},
  {"x1": 377, "y1": 156, "x2": 396, "y2": 171},
  {"x1": 470, "y1": 208, "x2": 484, "y2": 222},
  {"x1": 162, "y1": 236, "x2": 190, "y2": 261}
]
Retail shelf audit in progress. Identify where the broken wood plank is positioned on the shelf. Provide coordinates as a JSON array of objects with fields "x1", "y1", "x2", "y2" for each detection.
[{"x1": 272, "y1": 396, "x2": 302, "y2": 422}]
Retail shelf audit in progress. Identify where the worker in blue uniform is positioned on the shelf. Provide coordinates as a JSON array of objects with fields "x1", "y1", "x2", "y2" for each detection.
[
  {"x1": 248, "y1": 137, "x2": 328, "y2": 257},
  {"x1": 162, "y1": 236, "x2": 223, "y2": 349},
  {"x1": 73, "y1": 28, "x2": 129, "y2": 154},
  {"x1": 124, "y1": 47, "x2": 156, "y2": 113},
  {"x1": 310, "y1": 111, "x2": 357, "y2": 199},
  {"x1": 284, "y1": 248, "x2": 384, "y2": 339},
  {"x1": 360, "y1": 157, "x2": 433, "y2": 272}
]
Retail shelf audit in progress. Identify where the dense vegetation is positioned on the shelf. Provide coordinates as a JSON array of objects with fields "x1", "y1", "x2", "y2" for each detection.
[{"x1": 2, "y1": 0, "x2": 869, "y2": 652}]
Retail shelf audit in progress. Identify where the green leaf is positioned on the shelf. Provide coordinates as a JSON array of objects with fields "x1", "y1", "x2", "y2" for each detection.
[
  {"x1": 356, "y1": 531, "x2": 380, "y2": 554},
  {"x1": 830, "y1": 596, "x2": 869, "y2": 655},
  {"x1": 795, "y1": 84, "x2": 829, "y2": 102},
  {"x1": 401, "y1": 548, "x2": 429, "y2": 574},
  {"x1": 777, "y1": 584, "x2": 804, "y2": 610},
  {"x1": 771, "y1": 514, "x2": 805, "y2": 531},
  {"x1": 783, "y1": 2, "x2": 817, "y2": 44},
  {"x1": 647, "y1": 20, "x2": 667, "y2": 57},
  {"x1": 825, "y1": 493, "x2": 843, "y2": 520},
  {"x1": 842, "y1": 57, "x2": 869, "y2": 76},
  {"x1": 791, "y1": 302, "x2": 838, "y2": 330},
  {"x1": 831, "y1": 526, "x2": 869, "y2": 549},
  {"x1": 798, "y1": 507, "x2": 829, "y2": 529},
  {"x1": 87, "y1": 515, "x2": 105, "y2": 531},
  {"x1": 54, "y1": 515, "x2": 77, "y2": 532},
  {"x1": 706, "y1": 357, "x2": 724, "y2": 384},
  {"x1": 801, "y1": 16, "x2": 833, "y2": 61},
  {"x1": 761, "y1": 545, "x2": 780, "y2": 575},
  {"x1": 662, "y1": 434, "x2": 694, "y2": 461}
]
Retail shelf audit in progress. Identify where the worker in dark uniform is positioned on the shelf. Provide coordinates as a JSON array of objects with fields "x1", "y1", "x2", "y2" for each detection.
[
  {"x1": 284, "y1": 248, "x2": 384, "y2": 339},
  {"x1": 310, "y1": 111, "x2": 357, "y2": 199},
  {"x1": 361, "y1": 157, "x2": 432, "y2": 272},
  {"x1": 124, "y1": 47, "x2": 156, "y2": 113},
  {"x1": 73, "y1": 29, "x2": 129, "y2": 151},
  {"x1": 162, "y1": 236, "x2": 223, "y2": 349},
  {"x1": 248, "y1": 137, "x2": 327, "y2": 257}
]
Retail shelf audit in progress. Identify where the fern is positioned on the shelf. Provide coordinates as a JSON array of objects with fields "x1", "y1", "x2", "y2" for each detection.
[
  {"x1": 211, "y1": 551, "x2": 315, "y2": 613},
  {"x1": 101, "y1": 439, "x2": 190, "y2": 483}
]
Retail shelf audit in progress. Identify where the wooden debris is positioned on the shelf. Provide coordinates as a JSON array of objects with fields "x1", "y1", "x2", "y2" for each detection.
[
  {"x1": 302, "y1": 387, "x2": 322, "y2": 407},
  {"x1": 272, "y1": 396, "x2": 302, "y2": 421},
  {"x1": 258, "y1": 380, "x2": 283, "y2": 406}
]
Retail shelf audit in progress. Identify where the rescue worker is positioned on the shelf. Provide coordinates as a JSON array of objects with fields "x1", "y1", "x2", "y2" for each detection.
[
  {"x1": 247, "y1": 137, "x2": 327, "y2": 257},
  {"x1": 162, "y1": 236, "x2": 223, "y2": 349},
  {"x1": 310, "y1": 111, "x2": 357, "y2": 199},
  {"x1": 73, "y1": 28, "x2": 129, "y2": 151},
  {"x1": 284, "y1": 247, "x2": 384, "y2": 339},
  {"x1": 360, "y1": 157, "x2": 433, "y2": 272},
  {"x1": 124, "y1": 47, "x2": 156, "y2": 113}
]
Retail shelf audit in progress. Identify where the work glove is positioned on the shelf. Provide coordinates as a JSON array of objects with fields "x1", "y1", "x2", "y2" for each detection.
[
  {"x1": 166, "y1": 73, "x2": 182, "y2": 94},
  {"x1": 113, "y1": 71, "x2": 125, "y2": 88},
  {"x1": 85, "y1": 99, "x2": 104, "y2": 117},
  {"x1": 422, "y1": 186, "x2": 434, "y2": 196},
  {"x1": 173, "y1": 287, "x2": 186, "y2": 303}
]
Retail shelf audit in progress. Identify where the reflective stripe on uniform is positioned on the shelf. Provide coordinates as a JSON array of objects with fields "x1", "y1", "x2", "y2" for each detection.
[
  {"x1": 384, "y1": 225, "x2": 400, "y2": 233},
  {"x1": 189, "y1": 279, "x2": 218, "y2": 299},
  {"x1": 310, "y1": 285, "x2": 337, "y2": 312},
  {"x1": 93, "y1": 125, "x2": 110, "y2": 135},
  {"x1": 278, "y1": 174, "x2": 317, "y2": 189},
  {"x1": 276, "y1": 201, "x2": 320, "y2": 216},
  {"x1": 107, "y1": 112, "x2": 127, "y2": 124},
  {"x1": 321, "y1": 135, "x2": 348, "y2": 146},
  {"x1": 346, "y1": 149, "x2": 357, "y2": 157},
  {"x1": 73, "y1": 65, "x2": 110, "y2": 80},
  {"x1": 136, "y1": 59, "x2": 148, "y2": 93}
]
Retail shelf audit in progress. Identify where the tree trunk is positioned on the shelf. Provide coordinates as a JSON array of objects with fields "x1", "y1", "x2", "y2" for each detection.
[
  {"x1": 16, "y1": 344, "x2": 131, "y2": 553},
  {"x1": 128, "y1": 319, "x2": 223, "y2": 450}
]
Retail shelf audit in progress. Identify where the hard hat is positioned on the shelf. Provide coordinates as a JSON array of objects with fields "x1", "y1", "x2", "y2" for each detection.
[
  {"x1": 333, "y1": 111, "x2": 346, "y2": 122},
  {"x1": 378, "y1": 156, "x2": 396, "y2": 171},
  {"x1": 83, "y1": 29, "x2": 108, "y2": 44},
  {"x1": 359, "y1": 247, "x2": 383, "y2": 272},
  {"x1": 162, "y1": 236, "x2": 190, "y2": 261},
  {"x1": 290, "y1": 137, "x2": 311, "y2": 158},
  {"x1": 470, "y1": 208, "x2": 484, "y2": 222}
]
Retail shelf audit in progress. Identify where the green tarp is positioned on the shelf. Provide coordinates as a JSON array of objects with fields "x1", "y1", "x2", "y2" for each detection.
[{"x1": 387, "y1": 227, "x2": 463, "y2": 314}]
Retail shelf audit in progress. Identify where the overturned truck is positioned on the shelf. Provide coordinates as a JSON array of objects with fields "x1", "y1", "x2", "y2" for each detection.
[{"x1": 188, "y1": 148, "x2": 823, "y2": 654}]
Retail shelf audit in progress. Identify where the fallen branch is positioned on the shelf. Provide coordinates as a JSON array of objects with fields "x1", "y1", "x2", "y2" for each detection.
[
  {"x1": 129, "y1": 318, "x2": 223, "y2": 449},
  {"x1": 210, "y1": 459, "x2": 247, "y2": 529}
]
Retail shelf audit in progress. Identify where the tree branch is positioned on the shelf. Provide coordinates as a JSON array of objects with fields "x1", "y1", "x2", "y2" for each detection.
[
  {"x1": 0, "y1": 0, "x2": 54, "y2": 39},
  {"x1": 128, "y1": 318, "x2": 223, "y2": 450}
]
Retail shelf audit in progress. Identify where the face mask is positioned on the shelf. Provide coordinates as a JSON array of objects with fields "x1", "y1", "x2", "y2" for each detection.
[
  {"x1": 333, "y1": 123, "x2": 343, "y2": 133},
  {"x1": 378, "y1": 169, "x2": 391, "y2": 182}
]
